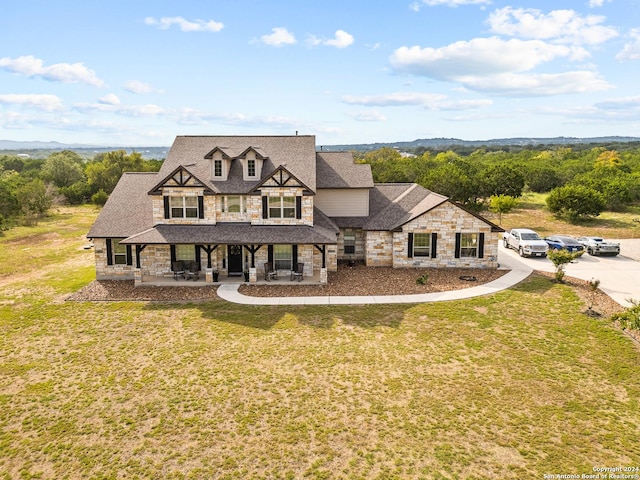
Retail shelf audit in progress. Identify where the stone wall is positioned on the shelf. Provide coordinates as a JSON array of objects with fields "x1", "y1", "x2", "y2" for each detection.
[
  {"x1": 365, "y1": 231, "x2": 394, "y2": 266},
  {"x1": 337, "y1": 228, "x2": 365, "y2": 262},
  {"x1": 93, "y1": 238, "x2": 135, "y2": 280},
  {"x1": 392, "y1": 202, "x2": 500, "y2": 269}
]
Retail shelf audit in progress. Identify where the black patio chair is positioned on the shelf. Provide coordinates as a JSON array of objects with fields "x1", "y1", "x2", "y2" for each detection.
[
  {"x1": 264, "y1": 262, "x2": 278, "y2": 281},
  {"x1": 290, "y1": 262, "x2": 304, "y2": 282},
  {"x1": 185, "y1": 261, "x2": 200, "y2": 281},
  {"x1": 172, "y1": 261, "x2": 185, "y2": 280}
]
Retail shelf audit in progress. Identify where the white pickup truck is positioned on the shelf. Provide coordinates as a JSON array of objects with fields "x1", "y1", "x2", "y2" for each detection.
[{"x1": 503, "y1": 228, "x2": 549, "y2": 257}]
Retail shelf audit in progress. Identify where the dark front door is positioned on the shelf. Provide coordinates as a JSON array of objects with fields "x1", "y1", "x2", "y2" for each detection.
[{"x1": 227, "y1": 245, "x2": 243, "y2": 275}]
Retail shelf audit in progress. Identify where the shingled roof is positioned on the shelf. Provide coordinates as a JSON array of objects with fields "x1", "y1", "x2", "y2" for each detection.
[
  {"x1": 87, "y1": 172, "x2": 156, "y2": 238},
  {"x1": 159, "y1": 135, "x2": 318, "y2": 193},
  {"x1": 316, "y1": 152, "x2": 373, "y2": 189}
]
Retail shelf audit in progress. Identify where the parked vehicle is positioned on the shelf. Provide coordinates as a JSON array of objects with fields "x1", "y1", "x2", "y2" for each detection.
[
  {"x1": 503, "y1": 228, "x2": 549, "y2": 257},
  {"x1": 544, "y1": 235, "x2": 585, "y2": 253},
  {"x1": 576, "y1": 236, "x2": 620, "y2": 256}
]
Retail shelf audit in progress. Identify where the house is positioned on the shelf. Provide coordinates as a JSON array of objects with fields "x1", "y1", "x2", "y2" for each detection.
[{"x1": 87, "y1": 135, "x2": 503, "y2": 284}]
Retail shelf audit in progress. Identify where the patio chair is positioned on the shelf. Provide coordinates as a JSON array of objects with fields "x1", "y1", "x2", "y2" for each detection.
[
  {"x1": 264, "y1": 262, "x2": 278, "y2": 281},
  {"x1": 172, "y1": 261, "x2": 185, "y2": 280},
  {"x1": 290, "y1": 262, "x2": 304, "y2": 282},
  {"x1": 185, "y1": 261, "x2": 200, "y2": 281}
]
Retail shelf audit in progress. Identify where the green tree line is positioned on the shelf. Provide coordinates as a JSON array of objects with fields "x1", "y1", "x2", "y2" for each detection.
[
  {"x1": 0, "y1": 150, "x2": 161, "y2": 230},
  {"x1": 354, "y1": 146, "x2": 640, "y2": 221}
]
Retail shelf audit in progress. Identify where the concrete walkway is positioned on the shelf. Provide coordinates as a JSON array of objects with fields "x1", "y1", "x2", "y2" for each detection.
[{"x1": 216, "y1": 253, "x2": 533, "y2": 305}]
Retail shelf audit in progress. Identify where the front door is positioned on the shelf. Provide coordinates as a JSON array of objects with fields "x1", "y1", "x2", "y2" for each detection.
[{"x1": 227, "y1": 245, "x2": 243, "y2": 276}]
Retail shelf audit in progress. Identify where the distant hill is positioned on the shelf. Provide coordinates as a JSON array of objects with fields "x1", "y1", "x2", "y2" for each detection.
[
  {"x1": 321, "y1": 136, "x2": 640, "y2": 151},
  {"x1": 3, "y1": 136, "x2": 640, "y2": 159}
]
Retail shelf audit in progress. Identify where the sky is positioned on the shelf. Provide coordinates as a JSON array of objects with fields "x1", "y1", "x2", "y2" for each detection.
[{"x1": 1, "y1": 0, "x2": 640, "y2": 147}]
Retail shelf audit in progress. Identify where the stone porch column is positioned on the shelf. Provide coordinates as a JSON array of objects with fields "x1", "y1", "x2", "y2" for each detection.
[{"x1": 320, "y1": 267, "x2": 327, "y2": 284}]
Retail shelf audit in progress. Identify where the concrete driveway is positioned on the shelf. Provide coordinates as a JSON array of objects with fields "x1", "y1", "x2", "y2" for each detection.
[{"x1": 498, "y1": 239, "x2": 640, "y2": 306}]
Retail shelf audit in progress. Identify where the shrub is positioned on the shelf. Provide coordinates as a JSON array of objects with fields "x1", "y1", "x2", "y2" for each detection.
[
  {"x1": 546, "y1": 185, "x2": 606, "y2": 222},
  {"x1": 416, "y1": 273, "x2": 429, "y2": 285},
  {"x1": 547, "y1": 248, "x2": 584, "y2": 283},
  {"x1": 611, "y1": 300, "x2": 640, "y2": 331},
  {"x1": 91, "y1": 189, "x2": 109, "y2": 206}
]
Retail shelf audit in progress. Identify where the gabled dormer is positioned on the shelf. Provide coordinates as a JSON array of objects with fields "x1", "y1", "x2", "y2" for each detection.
[
  {"x1": 236, "y1": 147, "x2": 266, "y2": 181},
  {"x1": 204, "y1": 147, "x2": 232, "y2": 181}
]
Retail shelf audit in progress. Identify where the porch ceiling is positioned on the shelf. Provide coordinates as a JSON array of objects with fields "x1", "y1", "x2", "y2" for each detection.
[{"x1": 120, "y1": 223, "x2": 338, "y2": 245}]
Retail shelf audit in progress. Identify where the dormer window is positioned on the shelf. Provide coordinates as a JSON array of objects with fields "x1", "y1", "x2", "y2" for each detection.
[
  {"x1": 247, "y1": 159, "x2": 256, "y2": 178},
  {"x1": 214, "y1": 159, "x2": 223, "y2": 177}
]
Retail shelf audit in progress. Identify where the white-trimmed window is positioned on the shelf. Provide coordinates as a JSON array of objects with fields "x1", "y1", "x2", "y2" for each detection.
[
  {"x1": 269, "y1": 196, "x2": 295, "y2": 218},
  {"x1": 224, "y1": 195, "x2": 246, "y2": 214},
  {"x1": 413, "y1": 233, "x2": 431, "y2": 257},
  {"x1": 274, "y1": 245, "x2": 292, "y2": 270},
  {"x1": 213, "y1": 159, "x2": 223, "y2": 177},
  {"x1": 176, "y1": 244, "x2": 196, "y2": 262},
  {"x1": 344, "y1": 230, "x2": 355, "y2": 254},
  {"x1": 112, "y1": 238, "x2": 127, "y2": 265},
  {"x1": 460, "y1": 233, "x2": 478, "y2": 257},
  {"x1": 247, "y1": 159, "x2": 256, "y2": 177},
  {"x1": 170, "y1": 196, "x2": 198, "y2": 218}
]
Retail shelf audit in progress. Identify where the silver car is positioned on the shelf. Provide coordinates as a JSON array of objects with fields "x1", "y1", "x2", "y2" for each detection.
[{"x1": 576, "y1": 236, "x2": 620, "y2": 256}]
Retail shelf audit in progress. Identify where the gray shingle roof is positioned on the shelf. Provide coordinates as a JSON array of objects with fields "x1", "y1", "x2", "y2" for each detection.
[
  {"x1": 120, "y1": 223, "x2": 338, "y2": 245},
  {"x1": 316, "y1": 152, "x2": 374, "y2": 188},
  {"x1": 87, "y1": 172, "x2": 157, "y2": 238},
  {"x1": 159, "y1": 135, "x2": 318, "y2": 193}
]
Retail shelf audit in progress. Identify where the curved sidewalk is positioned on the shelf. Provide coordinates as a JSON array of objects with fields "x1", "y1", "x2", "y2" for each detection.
[{"x1": 217, "y1": 255, "x2": 533, "y2": 305}]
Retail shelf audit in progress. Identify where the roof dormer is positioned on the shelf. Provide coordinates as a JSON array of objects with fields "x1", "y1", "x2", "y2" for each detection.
[
  {"x1": 236, "y1": 147, "x2": 266, "y2": 181},
  {"x1": 204, "y1": 147, "x2": 232, "y2": 181}
]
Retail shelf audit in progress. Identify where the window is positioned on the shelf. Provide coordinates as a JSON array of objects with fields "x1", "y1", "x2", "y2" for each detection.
[
  {"x1": 214, "y1": 159, "x2": 222, "y2": 177},
  {"x1": 344, "y1": 230, "x2": 355, "y2": 254},
  {"x1": 247, "y1": 159, "x2": 256, "y2": 177},
  {"x1": 176, "y1": 244, "x2": 196, "y2": 262},
  {"x1": 460, "y1": 233, "x2": 478, "y2": 257},
  {"x1": 225, "y1": 196, "x2": 245, "y2": 214},
  {"x1": 269, "y1": 196, "x2": 295, "y2": 218},
  {"x1": 274, "y1": 245, "x2": 292, "y2": 270},
  {"x1": 112, "y1": 238, "x2": 127, "y2": 265},
  {"x1": 170, "y1": 196, "x2": 198, "y2": 218},
  {"x1": 413, "y1": 233, "x2": 431, "y2": 257}
]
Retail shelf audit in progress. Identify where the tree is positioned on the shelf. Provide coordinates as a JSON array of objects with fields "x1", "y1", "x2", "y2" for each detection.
[
  {"x1": 41, "y1": 150, "x2": 85, "y2": 188},
  {"x1": 86, "y1": 150, "x2": 148, "y2": 194},
  {"x1": 489, "y1": 195, "x2": 518, "y2": 225},
  {"x1": 478, "y1": 164, "x2": 525, "y2": 198},
  {"x1": 547, "y1": 248, "x2": 584, "y2": 283},
  {"x1": 15, "y1": 179, "x2": 52, "y2": 224},
  {"x1": 420, "y1": 163, "x2": 476, "y2": 204},
  {"x1": 546, "y1": 185, "x2": 606, "y2": 222},
  {"x1": 525, "y1": 166, "x2": 561, "y2": 193}
]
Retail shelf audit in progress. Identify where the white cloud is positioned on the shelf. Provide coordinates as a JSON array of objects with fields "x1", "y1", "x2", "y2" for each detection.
[
  {"x1": 0, "y1": 55, "x2": 104, "y2": 87},
  {"x1": 588, "y1": 0, "x2": 611, "y2": 7},
  {"x1": 616, "y1": 28, "x2": 640, "y2": 61},
  {"x1": 307, "y1": 30, "x2": 355, "y2": 48},
  {"x1": 74, "y1": 101, "x2": 165, "y2": 117},
  {"x1": 98, "y1": 94, "x2": 121, "y2": 105},
  {"x1": 124, "y1": 80, "x2": 164, "y2": 94},
  {"x1": 260, "y1": 27, "x2": 296, "y2": 47},
  {"x1": 342, "y1": 92, "x2": 446, "y2": 107},
  {"x1": 410, "y1": 0, "x2": 492, "y2": 9},
  {"x1": 324, "y1": 30, "x2": 355, "y2": 48},
  {"x1": 487, "y1": 7, "x2": 618, "y2": 45},
  {"x1": 341, "y1": 92, "x2": 492, "y2": 110},
  {"x1": 0, "y1": 94, "x2": 64, "y2": 111},
  {"x1": 144, "y1": 16, "x2": 224, "y2": 32},
  {"x1": 390, "y1": 37, "x2": 588, "y2": 80},
  {"x1": 346, "y1": 110, "x2": 387, "y2": 122},
  {"x1": 459, "y1": 70, "x2": 612, "y2": 96}
]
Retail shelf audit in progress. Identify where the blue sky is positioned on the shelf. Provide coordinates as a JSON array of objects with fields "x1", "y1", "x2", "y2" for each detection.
[{"x1": 1, "y1": 0, "x2": 640, "y2": 146}]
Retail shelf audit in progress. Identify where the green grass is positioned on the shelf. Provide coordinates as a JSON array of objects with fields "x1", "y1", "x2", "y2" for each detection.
[
  {"x1": 1, "y1": 206, "x2": 640, "y2": 479},
  {"x1": 498, "y1": 192, "x2": 640, "y2": 238}
]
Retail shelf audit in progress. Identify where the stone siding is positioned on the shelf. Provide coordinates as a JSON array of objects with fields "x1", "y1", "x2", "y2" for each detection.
[
  {"x1": 392, "y1": 202, "x2": 499, "y2": 269},
  {"x1": 365, "y1": 231, "x2": 394, "y2": 266},
  {"x1": 337, "y1": 228, "x2": 365, "y2": 262},
  {"x1": 94, "y1": 238, "x2": 135, "y2": 280}
]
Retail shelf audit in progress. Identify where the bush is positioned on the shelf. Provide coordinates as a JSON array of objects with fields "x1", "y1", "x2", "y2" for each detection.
[
  {"x1": 91, "y1": 189, "x2": 109, "y2": 206},
  {"x1": 546, "y1": 185, "x2": 606, "y2": 222},
  {"x1": 547, "y1": 248, "x2": 584, "y2": 283},
  {"x1": 416, "y1": 273, "x2": 429, "y2": 285},
  {"x1": 611, "y1": 300, "x2": 640, "y2": 331}
]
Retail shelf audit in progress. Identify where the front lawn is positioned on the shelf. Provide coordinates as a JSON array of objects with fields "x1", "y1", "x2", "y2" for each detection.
[{"x1": 1, "y1": 206, "x2": 639, "y2": 479}]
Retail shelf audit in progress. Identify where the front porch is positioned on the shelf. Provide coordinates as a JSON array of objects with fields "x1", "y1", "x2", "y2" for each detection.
[{"x1": 136, "y1": 268, "x2": 325, "y2": 286}]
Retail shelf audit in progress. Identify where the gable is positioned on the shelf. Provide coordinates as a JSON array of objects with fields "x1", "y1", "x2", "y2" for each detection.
[
  {"x1": 148, "y1": 165, "x2": 216, "y2": 195},
  {"x1": 252, "y1": 165, "x2": 313, "y2": 193}
]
